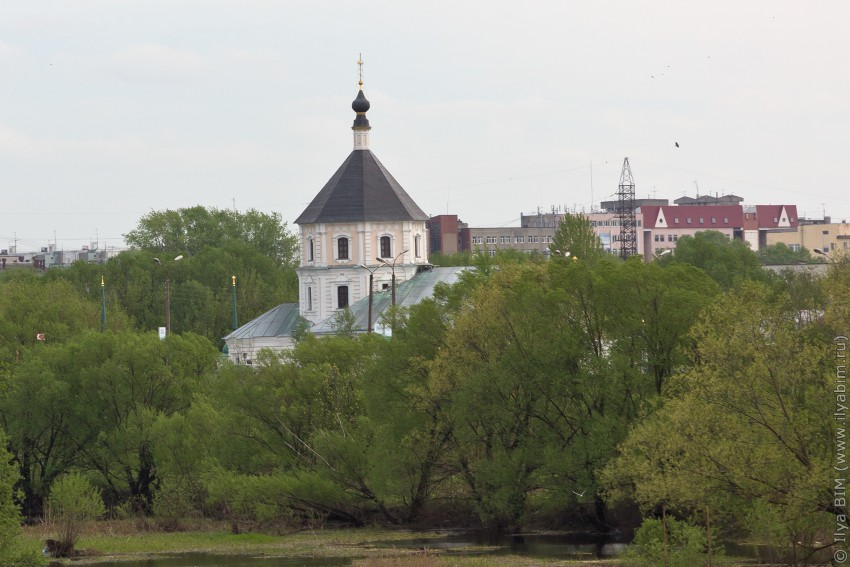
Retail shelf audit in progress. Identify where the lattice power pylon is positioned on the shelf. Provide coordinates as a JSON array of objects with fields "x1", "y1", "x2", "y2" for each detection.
[{"x1": 617, "y1": 157, "x2": 637, "y2": 259}]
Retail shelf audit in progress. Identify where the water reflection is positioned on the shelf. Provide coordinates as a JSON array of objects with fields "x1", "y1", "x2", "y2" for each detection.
[{"x1": 371, "y1": 530, "x2": 629, "y2": 560}]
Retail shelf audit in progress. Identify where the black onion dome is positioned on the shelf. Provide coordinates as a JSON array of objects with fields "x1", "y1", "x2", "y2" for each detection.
[{"x1": 352, "y1": 89, "x2": 370, "y2": 113}]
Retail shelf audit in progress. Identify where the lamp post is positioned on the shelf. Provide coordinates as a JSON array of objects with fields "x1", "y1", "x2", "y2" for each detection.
[
  {"x1": 554, "y1": 249, "x2": 577, "y2": 262},
  {"x1": 377, "y1": 249, "x2": 408, "y2": 307},
  {"x1": 153, "y1": 255, "x2": 183, "y2": 336},
  {"x1": 358, "y1": 264, "x2": 379, "y2": 333},
  {"x1": 814, "y1": 247, "x2": 833, "y2": 262},
  {"x1": 231, "y1": 275, "x2": 238, "y2": 330}
]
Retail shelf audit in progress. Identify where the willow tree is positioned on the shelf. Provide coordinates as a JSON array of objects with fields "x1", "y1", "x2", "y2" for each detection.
[{"x1": 604, "y1": 282, "x2": 835, "y2": 551}]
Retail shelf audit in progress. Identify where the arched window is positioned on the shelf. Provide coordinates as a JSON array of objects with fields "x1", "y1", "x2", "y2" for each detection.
[
  {"x1": 307, "y1": 287, "x2": 313, "y2": 311},
  {"x1": 380, "y1": 236, "x2": 391, "y2": 258},
  {"x1": 308, "y1": 237, "x2": 314, "y2": 262},
  {"x1": 414, "y1": 234, "x2": 421, "y2": 258},
  {"x1": 337, "y1": 237, "x2": 349, "y2": 260}
]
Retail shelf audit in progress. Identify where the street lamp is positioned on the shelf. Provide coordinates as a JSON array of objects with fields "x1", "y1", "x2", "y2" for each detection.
[
  {"x1": 358, "y1": 264, "x2": 379, "y2": 333},
  {"x1": 376, "y1": 249, "x2": 408, "y2": 307},
  {"x1": 554, "y1": 249, "x2": 577, "y2": 261},
  {"x1": 814, "y1": 247, "x2": 833, "y2": 262},
  {"x1": 153, "y1": 254, "x2": 183, "y2": 336}
]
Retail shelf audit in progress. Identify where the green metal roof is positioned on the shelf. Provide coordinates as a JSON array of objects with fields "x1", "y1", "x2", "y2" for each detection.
[
  {"x1": 223, "y1": 303, "x2": 301, "y2": 340},
  {"x1": 311, "y1": 266, "x2": 469, "y2": 335}
]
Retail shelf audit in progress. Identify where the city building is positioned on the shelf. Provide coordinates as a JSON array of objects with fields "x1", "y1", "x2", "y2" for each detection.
[
  {"x1": 426, "y1": 215, "x2": 465, "y2": 255},
  {"x1": 765, "y1": 216, "x2": 850, "y2": 256},
  {"x1": 640, "y1": 205, "x2": 744, "y2": 257}
]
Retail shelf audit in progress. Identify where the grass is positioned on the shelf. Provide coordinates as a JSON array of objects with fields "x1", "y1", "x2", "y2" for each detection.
[{"x1": 21, "y1": 520, "x2": 759, "y2": 566}]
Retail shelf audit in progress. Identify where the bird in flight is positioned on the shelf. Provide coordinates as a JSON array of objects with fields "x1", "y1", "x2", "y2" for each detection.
[
  {"x1": 572, "y1": 489, "x2": 586, "y2": 497},
  {"x1": 675, "y1": 142, "x2": 680, "y2": 148}
]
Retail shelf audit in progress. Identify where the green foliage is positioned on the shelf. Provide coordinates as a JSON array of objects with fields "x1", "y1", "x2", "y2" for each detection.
[
  {"x1": 101, "y1": 246, "x2": 295, "y2": 343},
  {"x1": 124, "y1": 206, "x2": 298, "y2": 269},
  {"x1": 0, "y1": 277, "x2": 117, "y2": 365},
  {"x1": 0, "y1": 330, "x2": 218, "y2": 517},
  {"x1": 40, "y1": 206, "x2": 300, "y2": 344},
  {"x1": 152, "y1": 473, "x2": 203, "y2": 528},
  {"x1": 429, "y1": 262, "x2": 659, "y2": 529},
  {"x1": 0, "y1": 430, "x2": 43, "y2": 566},
  {"x1": 331, "y1": 308, "x2": 357, "y2": 337},
  {"x1": 664, "y1": 230, "x2": 766, "y2": 288},
  {"x1": 758, "y1": 242, "x2": 813, "y2": 265},
  {"x1": 626, "y1": 516, "x2": 708, "y2": 567},
  {"x1": 604, "y1": 281, "x2": 834, "y2": 546},
  {"x1": 428, "y1": 251, "x2": 480, "y2": 267},
  {"x1": 47, "y1": 473, "x2": 105, "y2": 555},
  {"x1": 549, "y1": 213, "x2": 605, "y2": 263}
]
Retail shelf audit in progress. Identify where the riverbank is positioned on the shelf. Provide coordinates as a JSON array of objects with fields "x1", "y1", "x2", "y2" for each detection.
[{"x1": 22, "y1": 520, "x2": 756, "y2": 566}]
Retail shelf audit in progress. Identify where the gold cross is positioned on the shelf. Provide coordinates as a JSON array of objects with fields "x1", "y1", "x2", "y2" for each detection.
[{"x1": 357, "y1": 54, "x2": 363, "y2": 87}]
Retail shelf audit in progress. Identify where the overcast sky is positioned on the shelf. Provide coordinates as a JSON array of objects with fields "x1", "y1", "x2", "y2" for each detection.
[{"x1": 2, "y1": 1, "x2": 848, "y2": 251}]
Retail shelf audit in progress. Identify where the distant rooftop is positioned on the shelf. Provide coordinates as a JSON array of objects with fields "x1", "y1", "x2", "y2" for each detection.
[{"x1": 673, "y1": 194, "x2": 744, "y2": 206}]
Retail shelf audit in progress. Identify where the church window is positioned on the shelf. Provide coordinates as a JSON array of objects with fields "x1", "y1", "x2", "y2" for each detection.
[
  {"x1": 337, "y1": 286, "x2": 349, "y2": 309},
  {"x1": 307, "y1": 287, "x2": 313, "y2": 311},
  {"x1": 337, "y1": 237, "x2": 349, "y2": 260},
  {"x1": 380, "y1": 236, "x2": 391, "y2": 258},
  {"x1": 414, "y1": 234, "x2": 422, "y2": 257},
  {"x1": 308, "y1": 237, "x2": 314, "y2": 262}
]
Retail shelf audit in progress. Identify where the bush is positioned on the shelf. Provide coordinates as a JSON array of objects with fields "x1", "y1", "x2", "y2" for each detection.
[
  {"x1": 46, "y1": 473, "x2": 105, "y2": 557},
  {"x1": 0, "y1": 430, "x2": 44, "y2": 566},
  {"x1": 152, "y1": 474, "x2": 204, "y2": 531},
  {"x1": 626, "y1": 516, "x2": 708, "y2": 567}
]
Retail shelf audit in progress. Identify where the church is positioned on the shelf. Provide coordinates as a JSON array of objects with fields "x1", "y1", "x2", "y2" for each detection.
[{"x1": 223, "y1": 71, "x2": 466, "y2": 364}]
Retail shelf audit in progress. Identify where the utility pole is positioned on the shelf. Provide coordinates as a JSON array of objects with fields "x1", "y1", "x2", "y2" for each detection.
[{"x1": 617, "y1": 157, "x2": 637, "y2": 259}]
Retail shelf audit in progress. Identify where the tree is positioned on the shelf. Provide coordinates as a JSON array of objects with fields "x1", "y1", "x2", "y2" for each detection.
[
  {"x1": 604, "y1": 282, "x2": 835, "y2": 551},
  {"x1": 45, "y1": 242, "x2": 297, "y2": 345},
  {"x1": 359, "y1": 299, "x2": 455, "y2": 522},
  {"x1": 0, "y1": 277, "x2": 117, "y2": 364},
  {"x1": 663, "y1": 230, "x2": 766, "y2": 288},
  {"x1": 0, "y1": 331, "x2": 218, "y2": 517},
  {"x1": 429, "y1": 262, "x2": 639, "y2": 531},
  {"x1": 124, "y1": 206, "x2": 298, "y2": 269},
  {"x1": 45, "y1": 473, "x2": 104, "y2": 557},
  {"x1": 600, "y1": 258, "x2": 719, "y2": 393},
  {"x1": 758, "y1": 242, "x2": 813, "y2": 265},
  {"x1": 549, "y1": 213, "x2": 605, "y2": 263},
  {"x1": 0, "y1": 430, "x2": 42, "y2": 566}
]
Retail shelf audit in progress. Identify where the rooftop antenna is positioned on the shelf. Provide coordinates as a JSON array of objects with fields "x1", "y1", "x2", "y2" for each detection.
[
  {"x1": 693, "y1": 180, "x2": 699, "y2": 196},
  {"x1": 590, "y1": 161, "x2": 594, "y2": 212}
]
